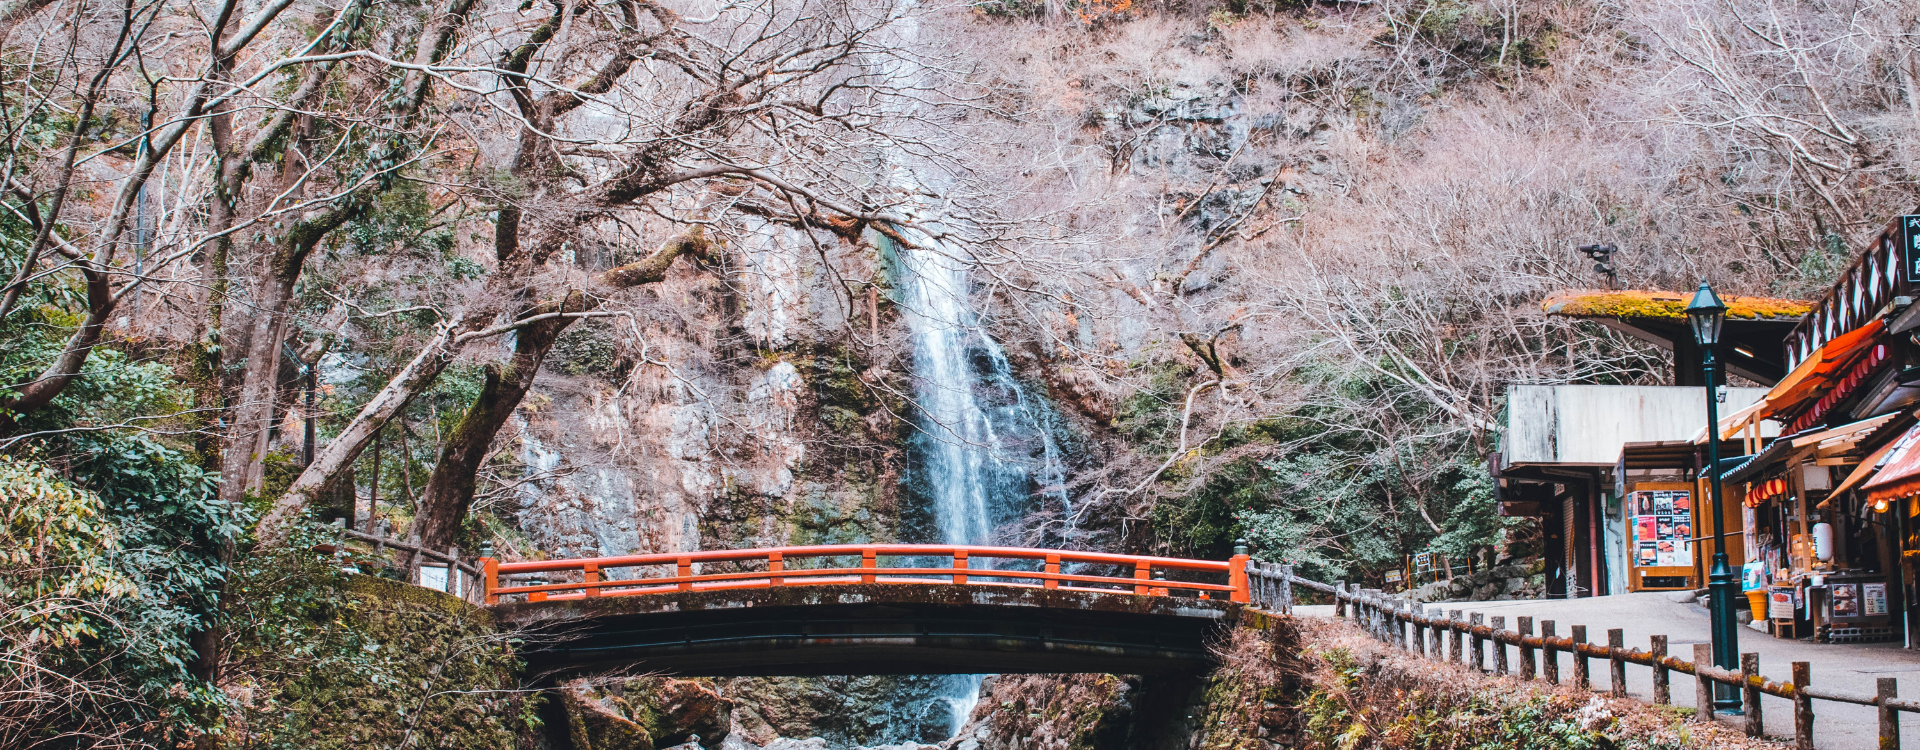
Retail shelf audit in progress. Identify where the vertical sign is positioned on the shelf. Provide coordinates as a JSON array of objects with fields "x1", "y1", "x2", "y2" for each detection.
[{"x1": 1903, "y1": 215, "x2": 1920, "y2": 283}]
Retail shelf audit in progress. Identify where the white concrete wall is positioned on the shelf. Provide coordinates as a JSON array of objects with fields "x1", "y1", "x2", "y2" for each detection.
[{"x1": 1504, "y1": 385, "x2": 1776, "y2": 466}]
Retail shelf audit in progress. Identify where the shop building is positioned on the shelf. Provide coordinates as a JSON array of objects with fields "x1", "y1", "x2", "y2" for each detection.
[{"x1": 1716, "y1": 212, "x2": 1920, "y2": 644}]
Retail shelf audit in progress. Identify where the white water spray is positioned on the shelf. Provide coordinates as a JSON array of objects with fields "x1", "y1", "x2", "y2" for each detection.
[{"x1": 891, "y1": 231, "x2": 1071, "y2": 737}]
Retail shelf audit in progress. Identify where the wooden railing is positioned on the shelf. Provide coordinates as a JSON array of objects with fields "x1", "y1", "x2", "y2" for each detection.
[
  {"x1": 481, "y1": 544, "x2": 1251, "y2": 606},
  {"x1": 1247, "y1": 563, "x2": 1910, "y2": 750},
  {"x1": 317, "y1": 519, "x2": 485, "y2": 603}
]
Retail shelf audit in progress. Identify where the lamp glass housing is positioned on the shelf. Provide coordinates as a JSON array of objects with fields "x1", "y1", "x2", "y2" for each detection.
[{"x1": 1686, "y1": 282, "x2": 1728, "y2": 347}]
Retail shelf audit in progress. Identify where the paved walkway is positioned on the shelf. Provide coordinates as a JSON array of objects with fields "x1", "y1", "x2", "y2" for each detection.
[{"x1": 1295, "y1": 592, "x2": 1920, "y2": 750}]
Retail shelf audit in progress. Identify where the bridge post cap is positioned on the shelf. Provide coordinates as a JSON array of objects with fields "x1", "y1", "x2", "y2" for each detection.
[
  {"x1": 1233, "y1": 538, "x2": 1249, "y2": 556},
  {"x1": 479, "y1": 541, "x2": 496, "y2": 559}
]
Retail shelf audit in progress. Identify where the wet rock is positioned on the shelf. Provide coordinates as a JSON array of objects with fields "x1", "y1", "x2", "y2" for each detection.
[
  {"x1": 565, "y1": 688, "x2": 655, "y2": 750},
  {"x1": 566, "y1": 677, "x2": 733, "y2": 750},
  {"x1": 723, "y1": 676, "x2": 954, "y2": 748}
]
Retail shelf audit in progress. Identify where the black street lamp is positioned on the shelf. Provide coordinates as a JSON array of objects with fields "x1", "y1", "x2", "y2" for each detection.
[{"x1": 1686, "y1": 280, "x2": 1741, "y2": 714}]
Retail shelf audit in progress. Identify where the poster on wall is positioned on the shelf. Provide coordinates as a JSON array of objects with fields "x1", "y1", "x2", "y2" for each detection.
[
  {"x1": 1832, "y1": 583, "x2": 1860, "y2": 617},
  {"x1": 1865, "y1": 582, "x2": 1889, "y2": 616},
  {"x1": 1628, "y1": 490, "x2": 1695, "y2": 568}
]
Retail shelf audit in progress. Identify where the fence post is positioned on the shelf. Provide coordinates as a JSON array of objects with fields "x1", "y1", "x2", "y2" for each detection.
[
  {"x1": 1694, "y1": 643, "x2": 1714, "y2": 722},
  {"x1": 1742, "y1": 653, "x2": 1763, "y2": 737},
  {"x1": 1542, "y1": 621, "x2": 1559, "y2": 684},
  {"x1": 1279, "y1": 564, "x2": 1294, "y2": 614},
  {"x1": 1491, "y1": 617, "x2": 1509, "y2": 675},
  {"x1": 1429, "y1": 609, "x2": 1444, "y2": 657},
  {"x1": 1397, "y1": 600, "x2": 1411, "y2": 651},
  {"x1": 1449, "y1": 610, "x2": 1463, "y2": 665},
  {"x1": 1608, "y1": 629, "x2": 1626, "y2": 698},
  {"x1": 1573, "y1": 626, "x2": 1590, "y2": 690},
  {"x1": 482, "y1": 555, "x2": 499, "y2": 606},
  {"x1": 1792, "y1": 662, "x2": 1812, "y2": 750},
  {"x1": 1518, "y1": 617, "x2": 1536, "y2": 680},
  {"x1": 1651, "y1": 635, "x2": 1669, "y2": 705},
  {"x1": 1470, "y1": 613, "x2": 1486, "y2": 673},
  {"x1": 1410, "y1": 604, "x2": 1425, "y2": 656},
  {"x1": 1335, "y1": 581, "x2": 1348, "y2": 618},
  {"x1": 1879, "y1": 678, "x2": 1900, "y2": 750},
  {"x1": 1229, "y1": 544, "x2": 1251, "y2": 603}
]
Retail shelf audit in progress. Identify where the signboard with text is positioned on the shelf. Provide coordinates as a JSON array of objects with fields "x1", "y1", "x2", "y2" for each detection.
[{"x1": 1905, "y1": 215, "x2": 1920, "y2": 283}]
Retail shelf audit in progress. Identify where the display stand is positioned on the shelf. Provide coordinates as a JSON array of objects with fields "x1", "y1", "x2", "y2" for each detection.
[{"x1": 1624, "y1": 481, "x2": 1697, "y2": 591}]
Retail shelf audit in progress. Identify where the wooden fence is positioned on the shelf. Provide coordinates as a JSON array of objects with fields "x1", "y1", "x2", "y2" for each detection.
[
  {"x1": 318, "y1": 519, "x2": 486, "y2": 603},
  {"x1": 1247, "y1": 562, "x2": 1912, "y2": 750}
]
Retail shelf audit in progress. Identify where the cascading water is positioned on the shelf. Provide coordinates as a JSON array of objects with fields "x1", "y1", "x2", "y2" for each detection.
[{"x1": 888, "y1": 230, "x2": 1073, "y2": 738}]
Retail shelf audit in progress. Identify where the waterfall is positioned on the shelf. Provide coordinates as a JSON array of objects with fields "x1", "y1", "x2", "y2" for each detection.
[{"x1": 890, "y1": 232, "x2": 1071, "y2": 738}]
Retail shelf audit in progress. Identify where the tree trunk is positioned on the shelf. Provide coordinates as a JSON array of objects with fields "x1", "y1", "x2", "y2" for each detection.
[
  {"x1": 409, "y1": 232, "x2": 708, "y2": 550},
  {"x1": 261, "y1": 318, "x2": 467, "y2": 543},
  {"x1": 415, "y1": 294, "x2": 581, "y2": 550}
]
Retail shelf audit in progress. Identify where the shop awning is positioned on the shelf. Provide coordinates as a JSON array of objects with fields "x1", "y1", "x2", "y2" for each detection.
[
  {"x1": 1719, "y1": 413, "x2": 1898, "y2": 485},
  {"x1": 1863, "y1": 423, "x2": 1920, "y2": 503},
  {"x1": 1720, "y1": 427, "x2": 1817, "y2": 485},
  {"x1": 1760, "y1": 319, "x2": 1884, "y2": 422},
  {"x1": 1834, "y1": 423, "x2": 1917, "y2": 496}
]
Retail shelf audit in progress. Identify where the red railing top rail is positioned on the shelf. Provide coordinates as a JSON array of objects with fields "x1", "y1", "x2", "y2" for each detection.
[
  {"x1": 490, "y1": 543, "x2": 1239, "y2": 575},
  {"x1": 481, "y1": 543, "x2": 1251, "y2": 606}
]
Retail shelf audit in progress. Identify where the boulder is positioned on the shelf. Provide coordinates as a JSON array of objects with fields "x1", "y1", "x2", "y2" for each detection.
[
  {"x1": 566, "y1": 677, "x2": 734, "y2": 750},
  {"x1": 565, "y1": 688, "x2": 655, "y2": 750}
]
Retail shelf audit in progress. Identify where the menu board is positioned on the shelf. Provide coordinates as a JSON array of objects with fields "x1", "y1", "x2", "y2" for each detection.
[
  {"x1": 1833, "y1": 583, "x2": 1860, "y2": 617},
  {"x1": 1866, "y1": 583, "x2": 1889, "y2": 616},
  {"x1": 1629, "y1": 490, "x2": 1693, "y2": 568}
]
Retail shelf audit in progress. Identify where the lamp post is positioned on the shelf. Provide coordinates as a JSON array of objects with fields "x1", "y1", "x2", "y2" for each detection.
[{"x1": 1686, "y1": 280, "x2": 1741, "y2": 714}]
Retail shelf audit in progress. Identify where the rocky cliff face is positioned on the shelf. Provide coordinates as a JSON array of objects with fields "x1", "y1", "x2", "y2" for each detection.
[{"x1": 497, "y1": 7, "x2": 1518, "y2": 748}]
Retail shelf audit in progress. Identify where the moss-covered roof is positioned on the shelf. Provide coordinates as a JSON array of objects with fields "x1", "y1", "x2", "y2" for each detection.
[{"x1": 1542, "y1": 290, "x2": 1811, "y2": 322}]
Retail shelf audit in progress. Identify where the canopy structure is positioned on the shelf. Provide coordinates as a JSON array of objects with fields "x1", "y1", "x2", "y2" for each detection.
[
  {"x1": 1544, "y1": 290, "x2": 1810, "y2": 386},
  {"x1": 1760, "y1": 320, "x2": 1886, "y2": 425},
  {"x1": 1864, "y1": 422, "x2": 1920, "y2": 505}
]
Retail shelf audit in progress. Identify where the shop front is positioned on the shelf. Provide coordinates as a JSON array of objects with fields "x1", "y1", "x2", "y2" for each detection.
[
  {"x1": 1728, "y1": 417, "x2": 1906, "y2": 642},
  {"x1": 1713, "y1": 210, "x2": 1920, "y2": 644}
]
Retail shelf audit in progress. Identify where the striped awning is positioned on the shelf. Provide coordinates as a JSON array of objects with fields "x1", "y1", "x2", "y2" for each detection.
[
  {"x1": 1862, "y1": 423, "x2": 1920, "y2": 503},
  {"x1": 1760, "y1": 319, "x2": 1884, "y2": 423}
]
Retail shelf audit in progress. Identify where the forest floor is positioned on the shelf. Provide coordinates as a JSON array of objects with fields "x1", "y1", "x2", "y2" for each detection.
[{"x1": 1296, "y1": 592, "x2": 1920, "y2": 750}]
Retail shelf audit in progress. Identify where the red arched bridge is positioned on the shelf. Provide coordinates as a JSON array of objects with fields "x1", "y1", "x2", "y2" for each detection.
[{"x1": 479, "y1": 544, "x2": 1251, "y2": 678}]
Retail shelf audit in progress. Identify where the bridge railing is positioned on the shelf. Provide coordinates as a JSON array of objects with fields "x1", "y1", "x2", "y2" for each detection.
[
  {"x1": 480, "y1": 544, "x2": 1251, "y2": 605},
  {"x1": 1247, "y1": 563, "x2": 1909, "y2": 750}
]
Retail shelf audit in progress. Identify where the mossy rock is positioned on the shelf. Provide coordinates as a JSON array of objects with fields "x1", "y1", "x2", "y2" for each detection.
[
  {"x1": 224, "y1": 563, "x2": 528, "y2": 749},
  {"x1": 566, "y1": 676, "x2": 732, "y2": 749}
]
